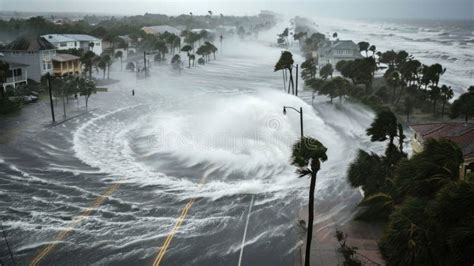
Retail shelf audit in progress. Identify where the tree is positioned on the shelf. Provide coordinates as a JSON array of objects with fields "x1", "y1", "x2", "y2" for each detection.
[
  {"x1": 357, "y1": 41, "x2": 370, "y2": 57},
  {"x1": 300, "y1": 58, "x2": 316, "y2": 80},
  {"x1": 205, "y1": 42, "x2": 218, "y2": 60},
  {"x1": 196, "y1": 44, "x2": 210, "y2": 62},
  {"x1": 429, "y1": 85, "x2": 441, "y2": 115},
  {"x1": 171, "y1": 54, "x2": 181, "y2": 70},
  {"x1": 366, "y1": 110, "x2": 398, "y2": 146},
  {"x1": 114, "y1": 50, "x2": 123, "y2": 70},
  {"x1": 396, "y1": 138, "x2": 463, "y2": 198},
  {"x1": 319, "y1": 63, "x2": 333, "y2": 80},
  {"x1": 368, "y1": 45, "x2": 376, "y2": 56},
  {"x1": 274, "y1": 51, "x2": 295, "y2": 94},
  {"x1": 98, "y1": 59, "x2": 107, "y2": 79},
  {"x1": 450, "y1": 88, "x2": 474, "y2": 123},
  {"x1": 440, "y1": 85, "x2": 454, "y2": 117},
  {"x1": 78, "y1": 77, "x2": 97, "y2": 110},
  {"x1": 81, "y1": 51, "x2": 96, "y2": 79},
  {"x1": 291, "y1": 137, "x2": 328, "y2": 266},
  {"x1": 181, "y1": 45, "x2": 193, "y2": 68},
  {"x1": 347, "y1": 150, "x2": 390, "y2": 197},
  {"x1": 404, "y1": 97, "x2": 414, "y2": 123},
  {"x1": 0, "y1": 61, "x2": 9, "y2": 98},
  {"x1": 102, "y1": 54, "x2": 112, "y2": 79}
]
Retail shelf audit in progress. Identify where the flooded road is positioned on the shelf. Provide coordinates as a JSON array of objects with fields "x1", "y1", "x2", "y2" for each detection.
[{"x1": 0, "y1": 37, "x2": 381, "y2": 265}]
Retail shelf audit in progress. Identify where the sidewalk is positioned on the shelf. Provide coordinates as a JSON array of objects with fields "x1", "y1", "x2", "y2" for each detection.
[{"x1": 297, "y1": 207, "x2": 385, "y2": 266}]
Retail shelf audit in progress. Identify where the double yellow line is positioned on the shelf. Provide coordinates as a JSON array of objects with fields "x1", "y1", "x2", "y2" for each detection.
[
  {"x1": 29, "y1": 183, "x2": 121, "y2": 266},
  {"x1": 152, "y1": 176, "x2": 208, "y2": 266}
]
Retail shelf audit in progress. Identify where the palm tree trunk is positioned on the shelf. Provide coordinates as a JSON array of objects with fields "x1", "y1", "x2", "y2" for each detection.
[
  {"x1": 289, "y1": 68, "x2": 295, "y2": 95},
  {"x1": 188, "y1": 57, "x2": 191, "y2": 68},
  {"x1": 305, "y1": 172, "x2": 317, "y2": 266},
  {"x1": 442, "y1": 101, "x2": 446, "y2": 117}
]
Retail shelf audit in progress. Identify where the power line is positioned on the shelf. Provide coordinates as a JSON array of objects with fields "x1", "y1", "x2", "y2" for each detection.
[{"x1": 1, "y1": 223, "x2": 16, "y2": 266}]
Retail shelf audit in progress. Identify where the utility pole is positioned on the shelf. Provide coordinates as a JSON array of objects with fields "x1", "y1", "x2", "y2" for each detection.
[
  {"x1": 295, "y1": 64, "x2": 299, "y2": 96},
  {"x1": 299, "y1": 107, "x2": 303, "y2": 139},
  {"x1": 62, "y1": 80, "x2": 66, "y2": 118},
  {"x1": 47, "y1": 73, "x2": 55, "y2": 123},
  {"x1": 143, "y1": 51, "x2": 147, "y2": 77}
]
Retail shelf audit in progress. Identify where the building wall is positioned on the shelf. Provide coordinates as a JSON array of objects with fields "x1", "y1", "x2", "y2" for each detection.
[
  {"x1": 49, "y1": 40, "x2": 102, "y2": 55},
  {"x1": 0, "y1": 50, "x2": 55, "y2": 82}
]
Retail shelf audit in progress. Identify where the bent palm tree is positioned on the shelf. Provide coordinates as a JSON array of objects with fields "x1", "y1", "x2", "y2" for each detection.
[
  {"x1": 274, "y1": 51, "x2": 295, "y2": 94},
  {"x1": 291, "y1": 137, "x2": 328, "y2": 266}
]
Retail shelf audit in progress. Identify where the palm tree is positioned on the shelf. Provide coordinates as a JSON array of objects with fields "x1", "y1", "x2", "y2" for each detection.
[
  {"x1": 98, "y1": 59, "x2": 107, "y2": 79},
  {"x1": 291, "y1": 137, "x2": 327, "y2": 266},
  {"x1": 357, "y1": 41, "x2": 370, "y2": 57},
  {"x1": 369, "y1": 45, "x2": 376, "y2": 57},
  {"x1": 450, "y1": 88, "x2": 474, "y2": 123},
  {"x1": 0, "y1": 61, "x2": 9, "y2": 98},
  {"x1": 114, "y1": 50, "x2": 123, "y2": 70},
  {"x1": 81, "y1": 51, "x2": 96, "y2": 79},
  {"x1": 181, "y1": 45, "x2": 193, "y2": 68},
  {"x1": 430, "y1": 85, "x2": 441, "y2": 115},
  {"x1": 274, "y1": 51, "x2": 295, "y2": 94},
  {"x1": 366, "y1": 110, "x2": 399, "y2": 147},
  {"x1": 102, "y1": 54, "x2": 112, "y2": 79},
  {"x1": 440, "y1": 85, "x2": 454, "y2": 117},
  {"x1": 204, "y1": 42, "x2": 218, "y2": 60}
]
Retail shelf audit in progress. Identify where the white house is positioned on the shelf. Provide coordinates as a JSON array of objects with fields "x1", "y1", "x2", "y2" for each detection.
[
  {"x1": 41, "y1": 34, "x2": 102, "y2": 55},
  {"x1": 1, "y1": 59, "x2": 29, "y2": 93},
  {"x1": 316, "y1": 40, "x2": 361, "y2": 68},
  {"x1": 0, "y1": 36, "x2": 56, "y2": 82}
]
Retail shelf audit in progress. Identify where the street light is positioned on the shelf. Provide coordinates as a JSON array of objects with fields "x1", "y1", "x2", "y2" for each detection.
[{"x1": 283, "y1": 106, "x2": 303, "y2": 139}]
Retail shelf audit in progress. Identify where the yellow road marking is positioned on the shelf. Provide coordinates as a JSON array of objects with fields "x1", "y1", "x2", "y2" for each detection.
[
  {"x1": 29, "y1": 183, "x2": 121, "y2": 266},
  {"x1": 152, "y1": 176, "x2": 208, "y2": 266}
]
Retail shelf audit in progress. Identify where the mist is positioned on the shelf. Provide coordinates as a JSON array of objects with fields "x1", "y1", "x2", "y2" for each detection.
[{"x1": 1, "y1": 0, "x2": 473, "y2": 20}]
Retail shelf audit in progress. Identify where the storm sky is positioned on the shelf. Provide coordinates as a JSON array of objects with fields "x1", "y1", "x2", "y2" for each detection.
[{"x1": 0, "y1": 0, "x2": 473, "y2": 20}]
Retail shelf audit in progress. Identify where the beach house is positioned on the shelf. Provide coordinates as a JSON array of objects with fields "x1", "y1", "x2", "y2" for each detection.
[
  {"x1": 411, "y1": 122, "x2": 474, "y2": 179},
  {"x1": 52, "y1": 53, "x2": 81, "y2": 77},
  {"x1": 0, "y1": 36, "x2": 56, "y2": 82},
  {"x1": 1, "y1": 59, "x2": 29, "y2": 93},
  {"x1": 316, "y1": 40, "x2": 361, "y2": 68},
  {"x1": 41, "y1": 34, "x2": 103, "y2": 55}
]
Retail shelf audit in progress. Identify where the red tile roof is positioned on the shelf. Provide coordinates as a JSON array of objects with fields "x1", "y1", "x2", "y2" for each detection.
[{"x1": 411, "y1": 122, "x2": 474, "y2": 160}]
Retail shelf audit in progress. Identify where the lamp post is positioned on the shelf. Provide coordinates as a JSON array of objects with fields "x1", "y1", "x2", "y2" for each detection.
[{"x1": 283, "y1": 106, "x2": 303, "y2": 139}]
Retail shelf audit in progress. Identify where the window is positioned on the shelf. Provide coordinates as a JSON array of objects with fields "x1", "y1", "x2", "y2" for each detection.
[
  {"x1": 75, "y1": 42, "x2": 78, "y2": 46},
  {"x1": 60, "y1": 42, "x2": 67, "y2": 47},
  {"x1": 13, "y1": 69, "x2": 22, "y2": 76},
  {"x1": 95, "y1": 42, "x2": 101, "y2": 46}
]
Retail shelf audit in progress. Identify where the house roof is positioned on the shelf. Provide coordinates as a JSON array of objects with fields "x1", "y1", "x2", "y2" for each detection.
[
  {"x1": 52, "y1": 53, "x2": 80, "y2": 62},
  {"x1": 2, "y1": 36, "x2": 56, "y2": 51},
  {"x1": 332, "y1": 40, "x2": 358, "y2": 50},
  {"x1": 411, "y1": 122, "x2": 474, "y2": 160},
  {"x1": 142, "y1": 25, "x2": 181, "y2": 35},
  {"x1": 42, "y1": 34, "x2": 100, "y2": 43},
  {"x1": 63, "y1": 34, "x2": 100, "y2": 42},
  {"x1": 1, "y1": 59, "x2": 29, "y2": 68},
  {"x1": 42, "y1": 34, "x2": 76, "y2": 43}
]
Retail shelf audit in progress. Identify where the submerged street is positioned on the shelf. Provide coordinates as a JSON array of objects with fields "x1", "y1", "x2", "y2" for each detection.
[{"x1": 0, "y1": 37, "x2": 383, "y2": 265}]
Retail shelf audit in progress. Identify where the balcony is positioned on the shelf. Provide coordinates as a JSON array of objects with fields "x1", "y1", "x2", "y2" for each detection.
[{"x1": 5, "y1": 73, "x2": 27, "y2": 84}]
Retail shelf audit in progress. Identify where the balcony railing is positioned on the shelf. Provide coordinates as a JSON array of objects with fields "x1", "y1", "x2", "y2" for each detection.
[{"x1": 5, "y1": 74, "x2": 27, "y2": 84}]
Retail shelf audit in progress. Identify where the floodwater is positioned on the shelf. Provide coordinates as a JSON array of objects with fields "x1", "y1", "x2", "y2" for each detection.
[{"x1": 0, "y1": 32, "x2": 383, "y2": 265}]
